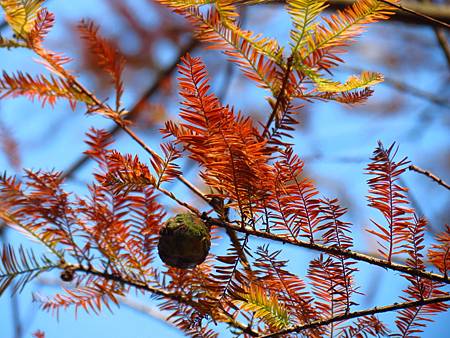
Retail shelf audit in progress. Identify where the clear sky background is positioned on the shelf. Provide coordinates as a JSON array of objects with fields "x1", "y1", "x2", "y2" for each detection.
[{"x1": 0, "y1": 0, "x2": 449, "y2": 337}]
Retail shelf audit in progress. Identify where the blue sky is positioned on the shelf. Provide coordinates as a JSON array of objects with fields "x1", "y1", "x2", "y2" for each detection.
[{"x1": 1, "y1": 0, "x2": 449, "y2": 337}]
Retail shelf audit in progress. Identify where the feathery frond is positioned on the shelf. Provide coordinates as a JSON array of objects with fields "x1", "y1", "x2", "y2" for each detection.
[
  {"x1": 84, "y1": 128, "x2": 114, "y2": 167},
  {"x1": 0, "y1": 170, "x2": 77, "y2": 258},
  {"x1": 318, "y1": 198, "x2": 358, "y2": 314},
  {"x1": 287, "y1": 0, "x2": 328, "y2": 55},
  {"x1": 27, "y1": 7, "x2": 54, "y2": 47},
  {"x1": 37, "y1": 280, "x2": 123, "y2": 318},
  {"x1": 102, "y1": 150, "x2": 156, "y2": 194},
  {"x1": 235, "y1": 284, "x2": 290, "y2": 330},
  {"x1": 0, "y1": 71, "x2": 92, "y2": 109},
  {"x1": 205, "y1": 235, "x2": 250, "y2": 310},
  {"x1": 78, "y1": 20, "x2": 126, "y2": 110},
  {"x1": 313, "y1": 71, "x2": 383, "y2": 93},
  {"x1": 396, "y1": 216, "x2": 449, "y2": 337},
  {"x1": 164, "y1": 5, "x2": 282, "y2": 94},
  {"x1": 165, "y1": 54, "x2": 272, "y2": 216},
  {"x1": 155, "y1": 0, "x2": 216, "y2": 10},
  {"x1": 366, "y1": 142, "x2": 413, "y2": 262},
  {"x1": 254, "y1": 246, "x2": 319, "y2": 333},
  {"x1": 151, "y1": 142, "x2": 182, "y2": 188},
  {"x1": 0, "y1": 244, "x2": 56, "y2": 295},
  {"x1": 308, "y1": 254, "x2": 353, "y2": 335},
  {"x1": 341, "y1": 315, "x2": 390, "y2": 337},
  {"x1": 32, "y1": 330, "x2": 45, "y2": 338},
  {"x1": 428, "y1": 225, "x2": 450, "y2": 277},
  {"x1": 162, "y1": 299, "x2": 218, "y2": 338},
  {"x1": 300, "y1": 0, "x2": 399, "y2": 69},
  {"x1": 269, "y1": 146, "x2": 320, "y2": 242},
  {"x1": 264, "y1": 101, "x2": 300, "y2": 146}
]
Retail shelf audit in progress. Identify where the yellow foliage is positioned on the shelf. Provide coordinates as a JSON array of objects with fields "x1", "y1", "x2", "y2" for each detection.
[
  {"x1": 314, "y1": 71, "x2": 384, "y2": 93},
  {"x1": 235, "y1": 284, "x2": 290, "y2": 330},
  {"x1": 0, "y1": 0, "x2": 44, "y2": 37}
]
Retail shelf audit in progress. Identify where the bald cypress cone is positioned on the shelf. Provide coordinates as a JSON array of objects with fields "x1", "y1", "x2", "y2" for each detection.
[{"x1": 158, "y1": 213, "x2": 211, "y2": 269}]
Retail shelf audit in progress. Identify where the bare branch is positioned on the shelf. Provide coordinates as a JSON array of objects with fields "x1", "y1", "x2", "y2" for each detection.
[
  {"x1": 2, "y1": 1, "x2": 450, "y2": 33},
  {"x1": 70, "y1": 264, "x2": 258, "y2": 336},
  {"x1": 434, "y1": 28, "x2": 450, "y2": 68},
  {"x1": 409, "y1": 164, "x2": 450, "y2": 191},
  {"x1": 239, "y1": 0, "x2": 450, "y2": 27},
  {"x1": 61, "y1": 39, "x2": 198, "y2": 180},
  {"x1": 206, "y1": 217, "x2": 450, "y2": 284},
  {"x1": 259, "y1": 294, "x2": 450, "y2": 337},
  {"x1": 118, "y1": 297, "x2": 179, "y2": 331},
  {"x1": 378, "y1": 0, "x2": 449, "y2": 29},
  {"x1": 262, "y1": 55, "x2": 293, "y2": 139}
]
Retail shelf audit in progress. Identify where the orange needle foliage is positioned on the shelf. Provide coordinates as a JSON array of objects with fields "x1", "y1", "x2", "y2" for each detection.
[{"x1": 0, "y1": 1, "x2": 448, "y2": 337}]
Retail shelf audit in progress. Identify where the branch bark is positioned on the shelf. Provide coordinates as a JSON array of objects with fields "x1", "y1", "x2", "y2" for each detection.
[
  {"x1": 378, "y1": 0, "x2": 449, "y2": 29},
  {"x1": 61, "y1": 38, "x2": 198, "y2": 180},
  {"x1": 262, "y1": 55, "x2": 293, "y2": 139},
  {"x1": 433, "y1": 28, "x2": 450, "y2": 67},
  {"x1": 1, "y1": 1, "x2": 450, "y2": 33},
  {"x1": 259, "y1": 294, "x2": 450, "y2": 337},
  {"x1": 409, "y1": 164, "x2": 450, "y2": 190},
  {"x1": 70, "y1": 264, "x2": 258, "y2": 336},
  {"x1": 206, "y1": 217, "x2": 450, "y2": 284},
  {"x1": 243, "y1": 0, "x2": 450, "y2": 27}
]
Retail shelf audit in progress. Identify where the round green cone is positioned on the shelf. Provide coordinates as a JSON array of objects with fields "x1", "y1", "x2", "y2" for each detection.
[{"x1": 158, "y1": 213, "x2": 211, "y2": 269}]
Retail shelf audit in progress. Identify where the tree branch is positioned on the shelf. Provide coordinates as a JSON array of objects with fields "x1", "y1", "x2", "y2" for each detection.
[
  {"x1": 206, "y1": 217, "x2": 450, "y2": 284},
  {"x1": 378, "y1": 0, "x2": 449, "y2": 29},
  {"x1": 119, "y1": 297, "x2": 179, "y2": 331},
  {"x1": 241, "y1": 0, "x2": 450, "y2": 27},
  {"x1": 262, "y1": 56, "x2": 293, "y2": 139},
  {"x1": 48, "y1": 34, "x2": 254, "y2": 278},
  {"x1": 61, "y1": 38, "x2": 198, "y2": 180},
  {"x1": 72, "y1": 264, "x2": 201, "y2": 308},
  {"x1": 70, "y1": 264, "x2": 258, "y2": 336},
  {"x1": 433, "y1": 28, "x2": 450, "y2": 68},
  {"x1": 259, "y1": 294, "x2": 450, "y2": 337},
  {"x1": 409, "y1": 164, "x2": 450, "y2": 190},
  {"x1": 1, "y1": 1, "x2": 450, "y2": 32}
]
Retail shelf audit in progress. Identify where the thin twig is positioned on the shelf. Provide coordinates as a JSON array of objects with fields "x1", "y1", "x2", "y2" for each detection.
[
  {"x1": 54, "y1": 35, "x2": 253, "y2": 274},
  {"x1": 259, "y1": 294, "x2": 450, "y2": 337},
  {"x1": 0, "y1": 228, "x2": 23, "y2": 338},
  {"x1": 118, "y1": 297, "x2": 179, "y2": 331},
  {"x1": 61, "y1": 39, "x2": 198, "y2": 180},
  {"x1": 71, "y1": 264, "x2": 258, "y2": 336},
  {"x1": 434, "y1": 28, "x2": 450, "y2": 68},
  {"x1": 379, "y1": 0, "x2": 450, "y2": 29},
  {"x1": 409, "y1": 164, "x2": 450, "y2": 190},
  {"x1": 47, "y1": 39, "x2": 211, "y2": 210},
  {"x1": 238, "y1": 0, "x2": 450, "y2": 27},
  {"x1": 383, "y1": 76, "x2": 450, "y2": 108},
  {"x1": 419, "y1": 0, "x2": 450, "y2": 69},
  {"x1": 73, "y1": 264, "x2": 200, "y2": 307},
  {"x1": 206, "y1": 217, "x2": 450, "y2": 284},
  {"x1": 38, "y1": 276, "x2": 182, "y2": 333},
  {"x1": 262, "y1": 56, "x2": 293, "y2": 138}
]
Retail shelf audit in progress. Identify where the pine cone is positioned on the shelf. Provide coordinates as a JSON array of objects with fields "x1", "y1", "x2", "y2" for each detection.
[{"x1": 158, "y1": 213, "x2": 211, "y2": 269}]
